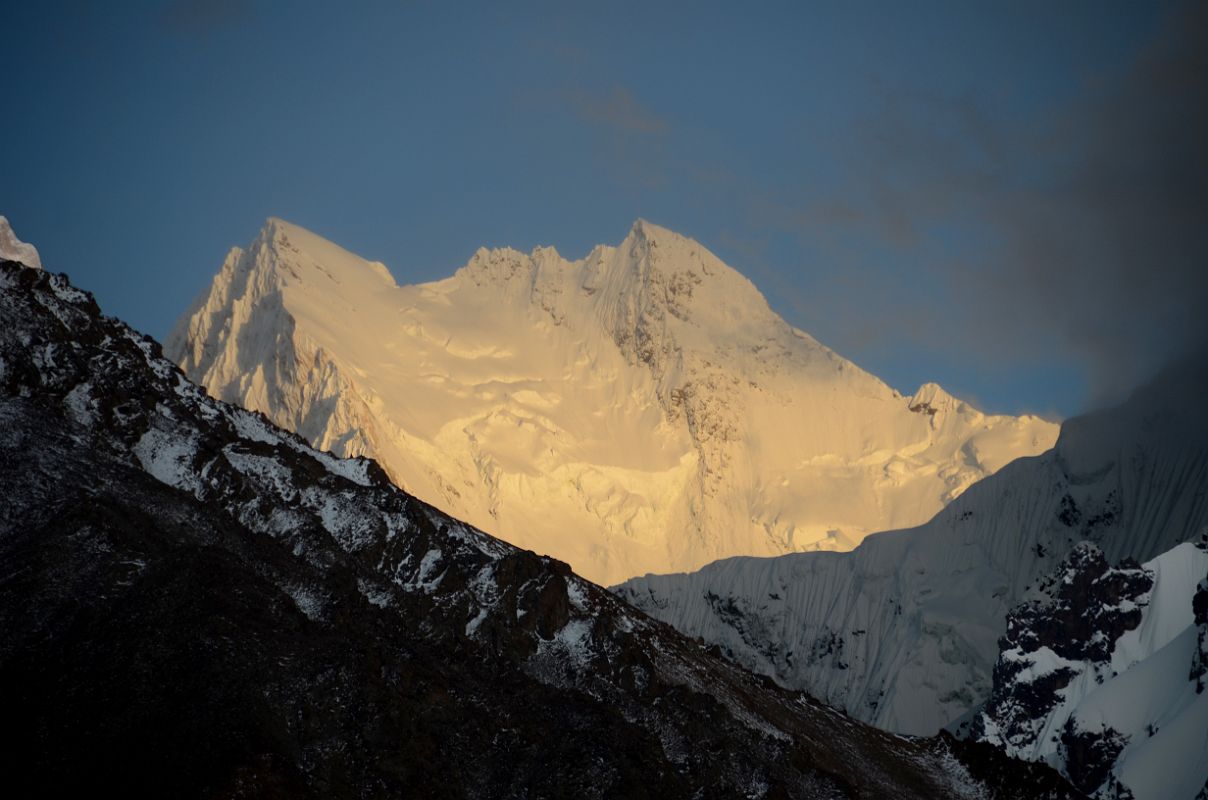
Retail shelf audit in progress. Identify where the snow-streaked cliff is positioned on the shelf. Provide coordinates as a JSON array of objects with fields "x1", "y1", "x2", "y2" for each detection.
[
  {"x1": 169, "y1": 217, "x2": 1057, "y2": 585},
  {"x1": 974, "y1": 541, "x2": 1208, "y2": 799},
  {"x1": 615, "y1": 360, "x2": 1208, "y2": 734}
]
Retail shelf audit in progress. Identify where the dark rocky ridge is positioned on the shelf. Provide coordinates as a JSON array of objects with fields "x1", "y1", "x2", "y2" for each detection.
[
  {"x1": 972, "y1": 544, "x2": 1153, "y2": 795},
  {"x1": 972, "y1": 539, "x2": 1208, "y2": 798},
  {"x1": 0, "y1": 261, "x2": 1082, "y2": 798}
]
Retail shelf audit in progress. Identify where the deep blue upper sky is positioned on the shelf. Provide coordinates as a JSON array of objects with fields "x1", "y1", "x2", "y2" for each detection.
[{"x1": 5, "y1": 1, "x2": 1202, "y2": 418}]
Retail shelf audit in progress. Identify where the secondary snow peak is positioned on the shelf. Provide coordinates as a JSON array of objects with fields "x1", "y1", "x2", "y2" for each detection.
[
  {"x1": 0, "y1": 216, "x2": 42, "y2": 270},
  {"x1": 908, "y1": 382, "x2": 961, "y2": 417},
  {"x1": 455, "y1": 245, "x2": 541, "y2": 288}
]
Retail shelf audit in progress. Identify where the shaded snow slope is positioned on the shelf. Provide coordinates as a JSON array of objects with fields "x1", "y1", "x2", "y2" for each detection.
[
  {"x1": 974, "y1": 541, "x2": 1208, "y2": 799},
  {"x1": 168, "y1": 217, "x2": 1057, "y2": 584},
  {"x1": 0, "y1": 258, "x2": 1085, "y2": 799},
  {"x1": 616, "y1": 361, "x2": 1208, "y2": 735}
]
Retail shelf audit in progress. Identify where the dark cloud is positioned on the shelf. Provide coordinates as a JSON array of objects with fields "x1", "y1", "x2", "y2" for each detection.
[
  {"x1": 790, "y1": 2, "x2": 1208, "y2": 407},
  {"x1": 1006, "y1": 4, "x2": 1208, "y2": 399},
  {"x1": 161, "y1": 0, "x2": 253, "y2": 35}
]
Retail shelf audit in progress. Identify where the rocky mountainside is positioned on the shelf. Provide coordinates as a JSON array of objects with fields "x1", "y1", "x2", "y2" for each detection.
[
  {"x1": 972, "y1": 541, "x2": 1208, "y2": 799},
  {"x1": 616, "y1": 359, "x2": 1208, "y2": 735},
  {"x1": 0, "y1": 250, "x2": 1082, "y2": 797},
  {"x1": 168, "y1": 218, "x2": 1057, "y2": 585}
]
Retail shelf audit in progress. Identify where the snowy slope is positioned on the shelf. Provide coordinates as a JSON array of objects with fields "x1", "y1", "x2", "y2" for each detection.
[
  {"x1": 0, "y1": 238, "x2": 1085, "y2": 799},
  {"x1": 615, "y1": 361, "x2": 1208, "y2": 735},
  {"x1": 168, "y1": 217, "x2": 1056, "y2": 585},
  {"x1": 974, "y1": 541, "x2": 1208, "y2": 799}
]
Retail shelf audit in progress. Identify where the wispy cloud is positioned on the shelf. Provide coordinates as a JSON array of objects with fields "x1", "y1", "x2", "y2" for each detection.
[
  {"x1": 570, "y1": 85, "x2": 668, "y2": 135},
  {"x1": 509, "y1": 81, "x2": 672, "y2": 193}
]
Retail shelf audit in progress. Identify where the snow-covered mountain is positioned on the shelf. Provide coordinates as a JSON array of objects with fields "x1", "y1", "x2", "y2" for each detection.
[
  {"x1": 0, "y1": 234, "x2": 1084, "y2": 798},
  {"x1": 615, "y1": 359, "x2": 1208, "y2": 735},
  {"x1": 973, "y1": 541, "x2": 1208, "y2": 799},
  {"x1": 168, "y1": 217, "x2": 1057, "y2": 585}
]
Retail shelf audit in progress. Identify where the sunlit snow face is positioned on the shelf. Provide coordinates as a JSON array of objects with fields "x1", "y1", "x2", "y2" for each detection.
[{"x1": 167, "y1": 218, "x2": 1057, "y2": 585}]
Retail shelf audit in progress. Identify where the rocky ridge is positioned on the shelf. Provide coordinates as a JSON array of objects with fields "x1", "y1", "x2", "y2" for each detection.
[
  {"x1": 973, "y1": 541, "x2": 1208, "y2": 799},
  {"x1": 0, "y1": 251, "x2": 1081, "y2": 798}
]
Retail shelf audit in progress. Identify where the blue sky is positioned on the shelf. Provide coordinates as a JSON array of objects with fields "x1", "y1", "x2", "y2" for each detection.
[{"x1": 4, "y1": 0, "x2": 1202, "y2": 418}]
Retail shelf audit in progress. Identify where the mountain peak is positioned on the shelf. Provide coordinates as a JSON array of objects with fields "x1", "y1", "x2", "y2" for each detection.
[
  {"x1": 252, "y1": 216, "x2": 299, "y2": 251},
  {"x1": 256, "y1": 216, "x2": 322, "y2": 254},
  {"x1": 249, "y1": 217, "x2": 396, "y2": 289},
  {"x1": 0, "y1": 216, "x2": 42, "y2": 270},
  {"x1": 173, "y1": 218, "x2": 1059, "y2": 585},
  {"x1": 614, "y1": 218, "x2": 767, "y2": 303},
  {"x1": 623, "y1": 217, "x2": 695, "y2": 252},
  {"x1": 628, "y1": 217, "x2": 658, "y2": 238},
  {"x1": 908, "y1": 382, "x2": 961, "y2": 416}
]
